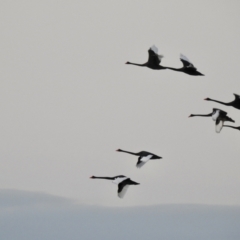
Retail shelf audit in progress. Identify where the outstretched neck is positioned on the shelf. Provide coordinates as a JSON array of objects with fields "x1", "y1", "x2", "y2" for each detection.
[
  {"x1": 117, "y1": 149, "x2": 138, "y2": 156},
  {"x1": 207, "y1": 98, "x2": 231, "y2": 106},
  {"x1": 126, "y1": 62, "x2": 146, "y2": 67},
  {"x1": 190, "y1": 113, "x2": 212, "y2": 117},
  {"x1": 91, "y1": 176, "x2": 114, "y2": 180}
]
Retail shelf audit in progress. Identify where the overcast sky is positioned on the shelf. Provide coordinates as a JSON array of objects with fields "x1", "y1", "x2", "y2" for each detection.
[{"x1": 0, "y1": 0, "x2": 240, "y2": 207}]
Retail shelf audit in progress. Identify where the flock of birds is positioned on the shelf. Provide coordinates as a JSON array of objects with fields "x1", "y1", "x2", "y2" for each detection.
[
  {"x1": 190, "y1": 94, "x2": 240, "y2": 132},
  {"x1": 90, "y1": 45, "x2": 240, "y2": 198}
]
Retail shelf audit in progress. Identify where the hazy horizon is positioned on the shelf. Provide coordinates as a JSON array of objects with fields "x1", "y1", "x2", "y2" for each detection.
[{"x1": 1, "y1": 189, "x2": 240, "y2": 240}]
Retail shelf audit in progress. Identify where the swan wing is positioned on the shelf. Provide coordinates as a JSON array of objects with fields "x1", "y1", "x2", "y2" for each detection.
[
  {"x1": 180, "y1": 54, "x2": 196, "y2": 69},
  {"x1": 148, "y1": 45, "x2": 163, "y2": 66},
  {"x1": 212, "y1": 110, "x2": 220, "y2": 121},
  {"x1": 150, "y1": 45, "x2": 158, "y2": 54},
  {"x1": 215, "y1": 118, "x2": 223, "y2": 133},
  {"x1": 118, "y1": 180, "x2": 129, "y2": 198},
  {"x1": 136, "y1": 155, "x2": 152, "y2": 168},
  {"x1": 233, "y1": 93, "x2": 240, "y2": 100}
]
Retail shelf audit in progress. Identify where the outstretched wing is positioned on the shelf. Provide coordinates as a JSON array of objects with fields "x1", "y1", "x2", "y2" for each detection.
[
  {"x1": 212, "y1": 109, "x2": 227, "y2": 121},
  {"x1": 212, "y1": 109, "x2": 220, "y2": 121},
  {"x1": 215, "y1": 118, "x2": 223, "y2": 133},
  {"x1": 213, "y1": 108, "x2": 227, "y2": 116},
  {"x1": 148, "y1": 45, "x2": 164, "y2": 66},
  {"x1": 136, "y1": 155, "x2": 153, "y2": 168},
  {"x1": 150, "y1": 45, "x2": 158, "y2": 54},
  {"x1": 233, "y1": 93, "x2": 240, "y2": 100},
  {"x1": 180, "y1": 54, "x2": 196, "y2": 69},
  {"x1": 118, "y1": 179, "x2": 139, "y2": 198},
  {"x1": 118, "y1": 179, "x2": 130, "y2": 198}
]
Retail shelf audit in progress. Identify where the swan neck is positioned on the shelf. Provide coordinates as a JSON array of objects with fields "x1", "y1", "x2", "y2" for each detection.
[
  {"x1": 191, "y1": 113, "x2": 212, "y2": 117},
  {"x1": 128, "y1": 62, "x2": 146, "y2": 67},
  {"x1": 208, "y1": 99, "x2": 231, "y2": 106},
  {"x1": 119, "y1": 150, "x2": 138, "y2": 156},
  {"x1": 93, "y1": 177, "x2": 114, "y2": 180}
]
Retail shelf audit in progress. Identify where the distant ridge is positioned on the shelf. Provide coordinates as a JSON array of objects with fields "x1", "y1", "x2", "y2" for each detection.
[{"x1": 0, "y1": 189, "x2": 239, "y2": 240}]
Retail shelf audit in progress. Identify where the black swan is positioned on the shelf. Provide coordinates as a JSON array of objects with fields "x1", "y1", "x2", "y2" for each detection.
[
  {"x1": 90, "y1": 175, "x2": 139, "y2": 198},
  {"x1": 116, "y1": 149, "x2": 162, "y2": 168},
  {"x1": 167, "y1": 54, "x2": 204, "y2": 76},
  {"x1": 126, "y1": 45, "x2": 167, "y2": 70}
]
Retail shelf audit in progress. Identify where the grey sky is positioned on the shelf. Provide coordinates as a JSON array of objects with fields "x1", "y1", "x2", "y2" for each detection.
[{"x1": 0, "y1": 1, "x2": 240, "y2": 207}]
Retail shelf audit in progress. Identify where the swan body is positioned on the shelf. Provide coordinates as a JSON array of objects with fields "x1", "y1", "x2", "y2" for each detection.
[
  {"x1": 189, "y1": 108, "x2": 227, "y2": 121},
  {"x1": 126, "y1": 45, "x2": 167, "y2": 70},
  {"x1": 90, "y1": 175, "x2": 139, "y2": 198},
  {"x1": 116, "y1": 149, "x2": 162, "y2": 168},
  {"x1": 189, "y1": 108, "x2": 234, "y2": 133},
  {"x1": 215, "y1": 114, "x2": 235, "y2": 133},
  {"x1": 167, "y1": 54, "x2": 204, "y2": 76}
]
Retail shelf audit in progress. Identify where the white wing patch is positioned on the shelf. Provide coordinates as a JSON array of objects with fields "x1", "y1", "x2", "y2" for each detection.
[
  {"x1": 141, "y1": 155, "x2": 153, "y2": 162},
  {"x1": 112, "y1": 177, "x2": 127, "y2": 185},
  {"x1": 136, "y1": 161, "x2": 147, "y2": 168},
  {"x1": 118, "y1": 185, "x2": 129, "y2": 198},
  {"x1": 212, "y1": 110, "x2": 219, "y2": 121},
  {"x1": 151, "y1": 45, "x2": 158, "y2": 54},
  {"x1": 150, "y1": 45, "x2": 164, "y2": 60},
  {"x1": 216, "y1": 120, "x2": 224, "y2": 133},
  {"x1": 180, "y1": 54, "x2": 191, "y2": 63},
  {"x1": 136, "y1": 155, "x2": 153, "y2": 168}
]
